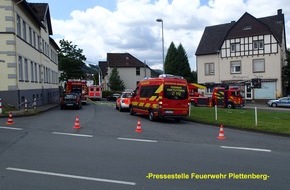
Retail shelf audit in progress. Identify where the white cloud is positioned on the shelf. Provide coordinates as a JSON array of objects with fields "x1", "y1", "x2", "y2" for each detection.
[{"x1": 51, "y1": 0, "x2": 290, "y2": 71}]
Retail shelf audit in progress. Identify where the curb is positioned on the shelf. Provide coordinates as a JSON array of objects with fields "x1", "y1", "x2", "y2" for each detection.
[{"x1": 0, "y1": 104, "x2": 59, "y2": 118}]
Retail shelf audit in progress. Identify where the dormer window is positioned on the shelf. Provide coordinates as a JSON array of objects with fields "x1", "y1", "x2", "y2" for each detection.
[{"x1": 243, "y1": 25, "x2": 252, "y2": 30}]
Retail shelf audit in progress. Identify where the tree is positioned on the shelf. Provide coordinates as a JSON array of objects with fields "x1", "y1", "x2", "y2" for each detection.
[
  {"x1": 191, "y1": 70, "x2": 197, "y2": 83},
  {"x1": 58, "y1": 40, "x2": 86, "y2": 81},
  {"x1": 176, "y1": 44, "x2": 194, "y2": 82},
  {"x1": 164, "y1": 42, "x2": 178, "y2": 74},
  {"x1": 164, "y1": 42, "x2": 194, "y2": 82},
  {"x1": 108, "y1": 67, "x2": 125, "y2": 91},
  {"x1": 282, "y1": 49, "x2": 290, "y2": 95}
]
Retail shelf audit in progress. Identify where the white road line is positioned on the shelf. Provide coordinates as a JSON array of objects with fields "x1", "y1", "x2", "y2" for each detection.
[
  {"x1": 0, "y1": 126, "x2": 23, "y2": 131},
  {"x1": 118, "y1": 137, "x2": 157, "y2": 143},
  {"x1": 52, "y1": 132, "x2": 93, "y2": 138},
  {"x1": 6, "y1": 167, "x2": 136, "y2": 186},
  {"x1": 221, "y1": 146, "x2": 271, "y2": 152}
]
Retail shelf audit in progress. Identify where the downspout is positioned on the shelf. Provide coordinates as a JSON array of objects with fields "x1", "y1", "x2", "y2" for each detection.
[{"x1": 13, "y1": 0, "x2": 24, "y2": 109}]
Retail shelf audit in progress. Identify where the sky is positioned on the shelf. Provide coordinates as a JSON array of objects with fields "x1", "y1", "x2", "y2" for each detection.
[{"x1": 27, "y1": 0, "x2": 290, "y2": 71}]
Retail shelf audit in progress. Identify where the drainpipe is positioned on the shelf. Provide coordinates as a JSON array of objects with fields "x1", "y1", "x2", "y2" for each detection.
[{"x1": 13, "y1": 0, "x2": 24, "y2": 109}]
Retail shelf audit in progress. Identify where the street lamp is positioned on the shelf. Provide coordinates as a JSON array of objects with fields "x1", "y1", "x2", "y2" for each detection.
[{"x1": 156, "y1": 18, "x2": 164, "y2": 74}]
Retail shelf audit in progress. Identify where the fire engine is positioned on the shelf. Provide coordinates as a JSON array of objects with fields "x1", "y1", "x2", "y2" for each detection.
[
  {"x1": 87, "y1": 85, "x2": 102, "y2": 100},
  {"x1": 212, "y1": 86, "x2": 244, "y2": 108},
  {"x1": 129, "y1": 74, "x2": 189, "y2": 121},
  {"x1": 65, "y1": 79, "x2": 88, "y2": 104},
  {"x1": 189, "y1": 86, "x2": 244, "y2": 108}
]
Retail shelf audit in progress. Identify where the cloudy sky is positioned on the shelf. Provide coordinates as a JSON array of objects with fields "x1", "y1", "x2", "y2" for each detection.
[{"x1": 28, "y1": 0, "x2": 290, "y2": 71}]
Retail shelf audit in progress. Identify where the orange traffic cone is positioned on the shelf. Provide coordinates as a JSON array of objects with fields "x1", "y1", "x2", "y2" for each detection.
[
  {"x1": 135, "y1": 119, "x2": 142, "y2": 133},
  {"x1": 6, "y1": 112, "x2": 14, "y2": 125},
  {"x1": 73, "y1": 116, "x2": 81, "y2": 130},
  {"x1": 217, "y1": 124, "x2": 225, "y2": 140}
]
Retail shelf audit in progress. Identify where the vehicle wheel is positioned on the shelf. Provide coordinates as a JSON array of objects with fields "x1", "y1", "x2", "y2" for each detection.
[
  {"x1": 60, "y1": 106, "x2": 64, "y2": 110},
  {"x1": 272, "y1": 103, "x2": 277, "y2": 107},
  {"x1": 130, "y1": 107, "x2": 135, "y2": 115},
  {"x1": 227, "y1": 103, "x2": 234, "y2": 109},
  {"x1": 149, "y1": 110, "x2": 155, "y2": 121}
]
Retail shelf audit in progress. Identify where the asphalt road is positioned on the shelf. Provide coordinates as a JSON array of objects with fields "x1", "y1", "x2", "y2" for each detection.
[{"x1": 0, "y1": 101, "x2": 289, "y2": 190}]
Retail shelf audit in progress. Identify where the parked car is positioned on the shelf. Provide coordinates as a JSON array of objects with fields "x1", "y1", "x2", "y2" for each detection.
[
  {"x1": 107, "y1": 93, "x2": 121, "y2": 101},
  {"x1": 116, "y1": 91, "x2": 132, "y2": 111},
  {"x1": 267, "y1": 97, "x2": 290, "y2": 107},
  {"x1": 60, "y1": 93, "x2": 82, "y2": 110}
]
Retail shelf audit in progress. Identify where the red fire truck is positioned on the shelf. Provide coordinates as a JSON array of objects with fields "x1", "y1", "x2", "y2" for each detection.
[
  {"x1": 189, "y1": 86, "x2": 244, "y2": 109},
  {"x1": 65, "y1": 79, "x2": 88, "y2": 104},
  {"x1": 211, "y1": 86, "x2": 244, "y2": 108}
]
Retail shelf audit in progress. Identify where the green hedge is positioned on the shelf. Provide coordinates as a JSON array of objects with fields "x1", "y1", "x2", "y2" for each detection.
[{"x1": 102, "y1": 90, "x2": 122, "y2": 98}]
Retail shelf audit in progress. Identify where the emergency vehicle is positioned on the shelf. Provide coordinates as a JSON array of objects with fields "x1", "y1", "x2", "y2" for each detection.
[
  {"x1": 87, "y1": 85, "x2": 102, "y2": 100},
  {"x1": 116, "y1": 91, "x2": 132, "y2": 111},
  {"x1": 189, "y1": 86, "x2": 244, "y2": 108},
  {"x1": 129, "y1": 74, "x2": 189, "y2": 121},
  {"x1": 212, "y1": 86, "x2": 244, "y2": 108},
  {"x1": 65, "y1": 79, "x2": 88, "y2": 104}
]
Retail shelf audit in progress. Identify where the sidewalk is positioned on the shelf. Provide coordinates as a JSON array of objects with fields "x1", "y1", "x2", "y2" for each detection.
[{"x1": 0, "y1": 104, "x2": 59, "y2": 118}]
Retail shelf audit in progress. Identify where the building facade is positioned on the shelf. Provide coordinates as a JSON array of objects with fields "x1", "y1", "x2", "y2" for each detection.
[
  {"x1": 0, "y1": 0, "x2": 59, "y2": 109},
  {"x1": 100, "y1": 53, "x2": 159, "y2": 91},
  {"x1": 195, "y1": 9, "x2": 287, "y2": 100}
]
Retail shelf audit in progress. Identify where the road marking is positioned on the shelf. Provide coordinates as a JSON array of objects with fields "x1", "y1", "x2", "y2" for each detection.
[
  {"x1": 0, "y1": 126, "x2": 23, "y2": 131},
  {"x1": 6, "y1": 167, "x2": 136, "y2": 186},
  {"x1": 52, "y1": 132, "x2": 93, "y2": 138},
  {"x1": 221, "y1": 146, "x2": 271, "y2": 152},
  {"x1": 118, "y1": 137, "x2": 157, "y2": 143}
]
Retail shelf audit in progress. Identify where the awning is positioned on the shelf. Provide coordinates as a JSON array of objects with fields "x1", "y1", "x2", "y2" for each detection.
[{"x1": 188, "y1": 83, "x2": 206, "y2": 89}]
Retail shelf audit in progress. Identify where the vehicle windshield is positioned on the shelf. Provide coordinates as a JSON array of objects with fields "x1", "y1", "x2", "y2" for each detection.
[
  {"x1": 230, "y1": 90, "x2": 241, "y2": 97},
  {"x1": 65, "y1": 94, "x2": 77, "y2": 99},
  {"x1": 122, "y1": 93, "x2": 132, "y2": 98},
  {"x1": 164, "y1": 85, "x2": 188, "y2": 100}
]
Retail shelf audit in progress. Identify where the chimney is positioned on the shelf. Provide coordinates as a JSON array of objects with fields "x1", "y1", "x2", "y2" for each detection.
[{"x1": 277, "y1": 9, "x2": 283, "y2": 21}]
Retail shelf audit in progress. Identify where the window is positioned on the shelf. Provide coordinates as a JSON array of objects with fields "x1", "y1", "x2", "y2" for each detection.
[
  {"x1": 243, "y1": 25, "x2": 252, "y2": 30},
  {"x1": 230, "y1": 61, "x2": 241, "y2": 74},
  {"x1": 164, "y1": 85, "x2": 188, "y2": 100},
  {"x1": 35, "y1": 63, "x2": 38, "y2": 82},
  {"x1": 140, "y1": 85, "x2": 159, "y2": 98},
  {"x1": 22, "y1": 21, "x2": 26, "y2": 41},
  {"x1": 230, "y1": 43, "x2": 240, "y2": 52},
  {"x1": 18, "y1": 56, "x2": 23, "y2": 81},
  {"x1": 24, "y1": 59, "x2": 28, "y2": 81},
  {"x1": 39, "y1": 65, "x2": 42, "y2": 82},
  {"x1": 29, "y1": 27, "x2": 32, "y2": 44},
  {"x1": 136, "y1": 67, "x2": 140, "y2": 76},
  {"x1": 205, "y1": 63, "x2": 214, "y2": 75},
  {"x1": 253, "y1": 40, "x2": 264, "y2": 50},
  {"x1": 253, "y1": 59, "x2": 265, "y2": 73},
  {"x1": 31, "y1": 61, "x2": 34, "y2": 82},
  {"x1": 33, "y1": 31, "x2": 36, "y2": 47},
  {"x1": 17, "y1": 15, "x2": 21, "y2": 36}
]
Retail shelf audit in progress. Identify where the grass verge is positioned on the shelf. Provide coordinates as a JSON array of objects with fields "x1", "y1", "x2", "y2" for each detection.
[{"x1": 188, "y1": 106, "x2": 290, "y2": 136}]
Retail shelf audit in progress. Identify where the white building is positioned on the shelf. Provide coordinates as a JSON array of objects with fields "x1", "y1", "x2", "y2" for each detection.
[
  {"x1": 195, "y1": 9, "x2": 287, "y2": 100},
  {"x1": 0, "y1": 0, "x2": 59, "y2": 109},
  {"x1": 99, "y1": 53, "x2": 159, "y2": 91}
]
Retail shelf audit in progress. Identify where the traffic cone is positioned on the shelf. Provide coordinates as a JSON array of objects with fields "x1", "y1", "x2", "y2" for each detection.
[
  {"x1": 135, "y1": 119, "x2": 142, "y2": 133},
  {"x1": 6, "y1": 112, "x2": 14, "y2": 125},
  {"x1": 73, "y1": 116, "x2": 81, "y2": 130},
  {"x1": 217, "y1": 124, "x2": 225, "y2": 140}
]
